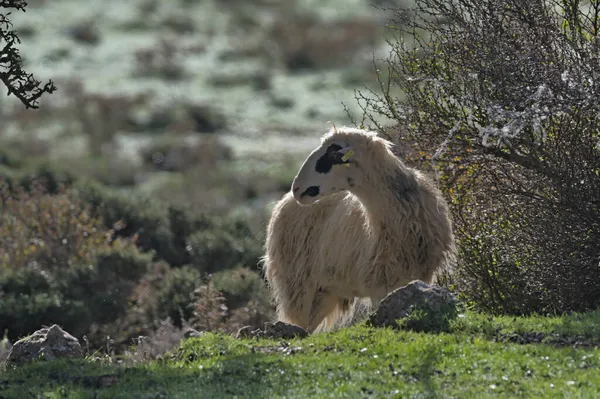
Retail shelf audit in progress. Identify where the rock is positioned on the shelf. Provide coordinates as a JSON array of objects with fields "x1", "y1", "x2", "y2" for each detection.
[
  {"x1": 235, "y1": 325, "x2": 256, "y2": 339},
  {"x1": 183, "y1": 328, "x2": 204, "y2": 339},
  {"x1": 263, "y1": 322, "x2": 309, "y2": 339},
  {"x1": 367, "y1": 280, "x2": 462, "y2": 333},
  {"x1": 6, "y1": 325, "x2": 84, "y2": 367},
  {"x1": 235, "y1": 321, "x2": 309, "y2": 340}
]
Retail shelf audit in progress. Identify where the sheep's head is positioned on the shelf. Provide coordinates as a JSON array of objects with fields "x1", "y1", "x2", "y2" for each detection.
[{"x1": 291, "y1": 138, "x2": 357, "y2": 206}]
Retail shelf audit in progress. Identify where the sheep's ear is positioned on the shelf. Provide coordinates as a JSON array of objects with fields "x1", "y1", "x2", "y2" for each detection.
[{"x1": 337, "y1": 146, "x2": 355, "y2": 163}]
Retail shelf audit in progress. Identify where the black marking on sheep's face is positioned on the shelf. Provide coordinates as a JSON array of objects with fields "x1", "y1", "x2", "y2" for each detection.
[
  {"x1": 301, "y1": 186, "x2": 320, "y2": 197},
  {"x1": 315, "y1": 143, "x2": 350, "y2": 174}
]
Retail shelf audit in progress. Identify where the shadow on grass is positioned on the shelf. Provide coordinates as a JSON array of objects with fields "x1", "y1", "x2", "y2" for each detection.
[
  {"x1": 451, "y1": 308, "x2": 600, "y2": 347},
  {"x1": 412, "y1": 340, "x2": 444, "y2": 399},
  {"x1": 1, "y1": 351, "x2": 300, "y2": 399},
  {"x1": 556, "y1": 309, "x2": 600, "y2": 338}
]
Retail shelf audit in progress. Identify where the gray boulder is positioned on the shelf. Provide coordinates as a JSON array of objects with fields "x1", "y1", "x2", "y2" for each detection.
[
  {"x1": 367, "y1": 280, "x2": 462, "y2": 332},
  {"x1": 6, "y1": 324, "x2": 84, "y2": 366}
]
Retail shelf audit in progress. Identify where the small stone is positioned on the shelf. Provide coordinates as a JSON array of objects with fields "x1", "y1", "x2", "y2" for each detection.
[
  {"x1": 183, "y1": 328, "x2": 204, "y2": 339},
  {"x1": 7, "y1": 325, "x2": 83, "y2": 367}
]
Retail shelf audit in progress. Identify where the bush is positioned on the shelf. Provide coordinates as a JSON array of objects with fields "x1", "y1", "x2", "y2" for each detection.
[
  {"x1": 354, "y1": 0, "x2": 600, "y2": 314},
  {"x1": 0, "y1": 163, "x2": 76, "y2": 195},
  {"x1": 187, "y1": 230, "x2": 243, "y2": 274},
  {"x1": 0, "y1": 181, "x2": 151, "y2": 344},
  {"x1": 211, "y1": 267, "x2": 270, "y2": 310},
  {"x1": 75, "y1": 181, "x2": 262, "y2": 271},
  {"x1": 0, "y1": 177, "x2": 267, "y2": 348},
  {"x1": 103, "y1": 264, "x2": 274, "y2": 348},
  {"x1": 190, "y1": 277, "x2": 229, "y2": 333},
  {"x1": 155, "y1": 266, "x2": 202, "y2": 327}
]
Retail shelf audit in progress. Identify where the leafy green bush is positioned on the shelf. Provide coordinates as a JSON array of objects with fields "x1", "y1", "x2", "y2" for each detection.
[
  {"x1": 0, "y1": 266, "x2": 91, "y2": 341},
  {"x1": 211, "y1": 267, "x2": 270, "y2": 310},
  {"x1": 0, "y1": 163, "x2": 76, "y2": 195},
  {"x1": 187, "y1": 230, "x2": 245, "y2": 274},
  {"x1": 155, "y1": 265, "x2": 202, "y2": 327},
  {"x1": 75, "y1": 181, "x2": 262, "y2": 272},
  {"x1": 0, "y1": 174, "x2": 266, "y2": 348},
  {"x1": 0, "y1": 181, "x2": 151, "y2": 344},
  {"x1": 354, "y1": 0, "x2": 600, "y2": 314}
]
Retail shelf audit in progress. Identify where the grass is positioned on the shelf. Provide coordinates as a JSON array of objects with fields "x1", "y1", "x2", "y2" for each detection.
[{"x1": 3, "y1": 310, "x2": 600, "y2": 398}]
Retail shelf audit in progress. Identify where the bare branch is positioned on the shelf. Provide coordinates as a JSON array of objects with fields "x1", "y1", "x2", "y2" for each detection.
[{"x1": 0, "y1": 1, "x2": 56, "y2": 109}]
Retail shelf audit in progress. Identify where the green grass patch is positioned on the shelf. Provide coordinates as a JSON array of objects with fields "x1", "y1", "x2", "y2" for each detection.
[
  {"x1": 450, "y1": 309, "x2": 600, "y2": 345},
  {"x1": 3, "y1": 310, "x2": 600, "y2": 398}
]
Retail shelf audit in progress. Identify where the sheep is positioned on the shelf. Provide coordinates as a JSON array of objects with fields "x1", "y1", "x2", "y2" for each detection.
[{"x1": 261, "y1": 125, "x2": 456, "y2": 333}]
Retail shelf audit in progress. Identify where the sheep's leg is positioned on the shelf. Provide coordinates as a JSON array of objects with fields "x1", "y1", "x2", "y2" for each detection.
[
  {"x1": 307, "y1": 292, "x2": 341, "y2": 333},
  {"x1": 369, "y1": 291, "x2": 388, "y2": 310},
  {"x1": 276, "y1": 283, "x2": 318, "y2": 330}
]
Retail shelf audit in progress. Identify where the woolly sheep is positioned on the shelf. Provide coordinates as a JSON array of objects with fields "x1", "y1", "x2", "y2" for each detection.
[{"x1": 261, "y1": 126, "x2": 456, "y2": 333}]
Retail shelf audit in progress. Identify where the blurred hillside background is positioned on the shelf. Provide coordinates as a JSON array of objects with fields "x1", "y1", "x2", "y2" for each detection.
[{"x1": 0, "y1": 0, "x2": 402, "y2": 356}]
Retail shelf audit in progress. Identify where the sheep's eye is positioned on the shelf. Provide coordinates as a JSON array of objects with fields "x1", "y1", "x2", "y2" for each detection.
[
  {"x1": 326, "y1": 144, "x2": 343, "y2": 159},
  {"x1": 328, "y1": 145, "x2": 349, "y2": 165},
  {"x1": 316, "y1": 144, "x2": 345, "y2": 174},
  {"x1": 332, "y1": 151, "x2": 346, "y2": 164}
]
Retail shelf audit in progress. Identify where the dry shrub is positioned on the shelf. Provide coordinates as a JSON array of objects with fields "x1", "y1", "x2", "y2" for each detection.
[
  {"x1": 190, "y1": 276, "x2": 230, "y2": 333},
  {"x1": 190, "y1": 274, "x2": 274, "y2": 335},
  {"x1": 120, "y1": 318, "x2": 192, "y2": 363},
  {"x1": 352, "y1": 0, "x2": 600, "y2": 314}
]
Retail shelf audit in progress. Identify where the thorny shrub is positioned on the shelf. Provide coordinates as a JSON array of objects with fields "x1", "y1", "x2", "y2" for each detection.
[{"x1": 351, "y1": 0, "x2": 600, "y2": 314}]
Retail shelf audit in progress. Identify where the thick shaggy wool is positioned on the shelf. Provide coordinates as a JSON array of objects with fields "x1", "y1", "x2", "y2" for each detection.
[{"x1": 261, "y1": 127, "x2": 456, "y2": 332}]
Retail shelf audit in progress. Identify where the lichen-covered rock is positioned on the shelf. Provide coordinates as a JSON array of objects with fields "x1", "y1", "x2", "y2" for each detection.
[
  {"x1": 6, "y1": 325, "x2": 83, "y2": 366},
  {"x1": 236, "y1": 321, "x2": 308, "y2": 340},
  {"x1": 367, "y1": 280, "x2": 462, "y2": 333}
]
